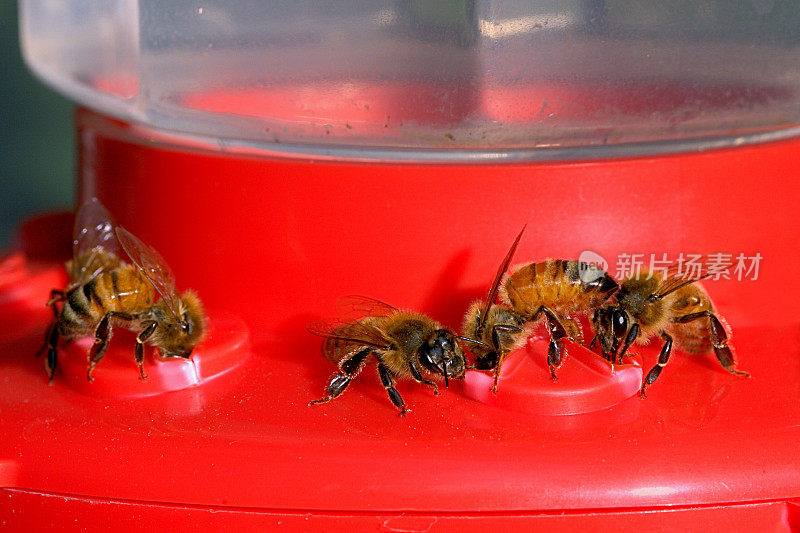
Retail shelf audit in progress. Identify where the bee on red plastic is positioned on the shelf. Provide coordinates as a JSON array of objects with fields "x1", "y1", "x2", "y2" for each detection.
[
  {"x1": 591, "y1": 267, "x2": 749, "y2": 396},
  {"x1": 308, "y1": 296, "x2": 471, "y2": 416},
  {"x1": 463, "y1": 226, "x2": 619, "y2": 391},
  {"x1": 39, "y1": 198, "x2": 207, "y2": 382}
]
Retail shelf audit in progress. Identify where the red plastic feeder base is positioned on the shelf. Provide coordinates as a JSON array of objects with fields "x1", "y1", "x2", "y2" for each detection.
[
  {"x1": 56, "y1": 313, "x2": 251, "y2": 398},
  {"x1": 464, "y1": 336, "x2": 643, "y2": 415}
]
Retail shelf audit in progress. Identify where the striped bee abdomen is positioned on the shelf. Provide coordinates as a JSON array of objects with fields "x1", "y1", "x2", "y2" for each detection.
[
  {"x1": 57, "y1": 265, "x2": 155, "y2": 339},
  {"x1": 501, "y1": 259, "x2": 618, "y2": 318}
]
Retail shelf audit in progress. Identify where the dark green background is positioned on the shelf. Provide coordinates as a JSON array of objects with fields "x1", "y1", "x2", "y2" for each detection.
[{"x1": 1, "y1": 0, "x2": 74, "y2": 250}]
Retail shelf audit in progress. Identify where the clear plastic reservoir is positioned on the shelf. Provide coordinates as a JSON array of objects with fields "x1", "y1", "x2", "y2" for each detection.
[{"x1": 19, "y1": 1, "x2": 800, "y2": 160}]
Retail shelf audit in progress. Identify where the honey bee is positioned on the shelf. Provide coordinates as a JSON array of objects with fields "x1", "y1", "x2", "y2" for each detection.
[
  {"x1": 307, "y1": 296, "x2": 469, "y2": 416},
  {"x1": 462, "y1": 227, "x2": 527, "y2": 393},
  {"x1": 463, "y1": 227, "x2": 619, "y2": 391},
  {"x1": 591, "y1": 268, "x2": 749, "y2": 396},
  {"x1": 39, "y1": 198, "x2": 207, "y2": 382}
]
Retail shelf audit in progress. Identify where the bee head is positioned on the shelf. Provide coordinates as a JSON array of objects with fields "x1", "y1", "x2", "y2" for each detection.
[
  {"x1": 153, "y1": 290, "x2": 208, "y2": 359},
  {"x1": 592, "y1": 305, "x2": 630, "y2": 361},
  {"x1": 418, "y1": 329, "x2": 466, "y2": 386}
]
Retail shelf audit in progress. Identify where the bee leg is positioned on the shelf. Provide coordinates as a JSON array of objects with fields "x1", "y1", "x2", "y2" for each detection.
[
  {"x1": 135, "y1": 322, "x2": 157, "y2": 380},
  {"x1": 39, "y1": 289, "x2": 66, "y2": 381},
  {"x1": 547, "y1": 339, "x2": 565, "y2": 381},
  {"x1": 409, "y1": 360, "x2": 438, "y2": 395},
  {"x1": 87, "y1": 311, "x2": 134, "y2": 381},
  {"x1": 309, "y1": 348, "x2": 371, "y2": 406},
  {"x1": 616, "y1": 323, "x2": 639, "y2": 365},
  {"x1": 309, "y1": 375, "x2": 352, "y2": 406},
  {"x1": 641, "y1": 332, "x2": 673, "y2": 397},
  {"x1": 674, "y1": 311, "x2": 750, "y2": 377},
  {"x1": 46, "y1": 289, "x2": 66, "y2": 311},
  {"x1": 491, "y1": 354, "x2": 506, "y2": 393},
  {"x1": 38, "y1": 321, "x2": 60, "y2": 384},
  {"x1": 377, "y1": 360, "x2": 407, "y2": 417},
  {"x1": 489, "y1": 324, "x2": 522, "y2": 393},
  {"x1": 87, "y1": 314, "x2": 112, "y2": 382},
  {"x1": 532, "y1": 306, "x2": 568, "y2": 381},
  {"x1": 308, "y1": 374, "x2": 353, "y2": 405}
]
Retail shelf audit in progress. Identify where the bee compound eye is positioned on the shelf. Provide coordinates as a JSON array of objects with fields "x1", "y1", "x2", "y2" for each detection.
[
  {"x1": 419, "y1": 345, "x2": 445, "y2": 375},
  {"x1": 612, "y1": 309, "x2": 628, "y2": 337}
]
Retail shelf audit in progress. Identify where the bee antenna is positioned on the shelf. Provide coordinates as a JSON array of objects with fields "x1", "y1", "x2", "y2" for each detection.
[{"x1": 455, "y1": 335, "x2": 490, "y2": 349}]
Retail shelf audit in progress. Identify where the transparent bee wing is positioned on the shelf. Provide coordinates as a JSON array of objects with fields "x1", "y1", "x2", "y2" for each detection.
[
  {"x1": 115, "y1": 226, "x2": 182, "y2": 322},
  {"x1": 654, "y1": 274, "x2": 710, "y2": 299},
  {"x1": 654, "y1": 255, "x2": 733, "y2": 299},
  {"x1": 73, "y1": 197, "x2": 120, "y2": 258},
  {"x1": 70, "y1": 197, "x2": 122, "y2": 286},
  {"x1": 333, "y1": 295, "x2": 398, "y2": 322},
  {"x1": 477, "y1": 225, "x2": 526, "y2": 331},
  {"x1": 306, "y1": 317, "x2": 391, "y2": 351}
]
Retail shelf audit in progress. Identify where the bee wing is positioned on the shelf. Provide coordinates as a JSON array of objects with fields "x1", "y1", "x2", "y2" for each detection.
[
  {"x1": 306, "y1": 317, "x2": 391, "y2": 351},
  {"x1": 477, "y1": 225, "x2": 526, "y2": 331},
  {"x1": 653, "y1": 255, "x2": 734, "y2": 299},
  {"x1": 115, "y1": 226, "x2": 182, "y2": 322},
  {"x1": 70, "y1": 197, "x2": 122, "y2": 285},
  {"x1": 73, "y1": 198, "x2": 120, "y2": 258},
  {"x1": 333, "y1": 295, "x2": 398, "y2": 322},
  {"x1": 654, "y1": 274, "x2": 710, "y2": 299}
]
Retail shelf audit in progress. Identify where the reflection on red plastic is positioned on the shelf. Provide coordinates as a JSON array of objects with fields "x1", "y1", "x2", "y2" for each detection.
[
  {"x1": 464, "y1": 334, "x2": 642, "y2": 415},
  {"x1": 481, "y1": 82, "x2": 792, "y2": 123},
  {"x1": 57, "y1": 313, "x2": 251, "y2": 398},
  {"x1": 180, "y1": 82, "x2": 793, "y2": 148},
  {"x1": 94, "y1": 74, "x2": 139, "y2": 99},
  {"x1": 183, "y1": 82, "x2": 476, "y2": 131}
]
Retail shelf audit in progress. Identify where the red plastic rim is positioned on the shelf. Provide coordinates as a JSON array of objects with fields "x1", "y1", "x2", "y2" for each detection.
[{"x1": 56, "y1": 313, "x2": 251, "y2": 398}]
